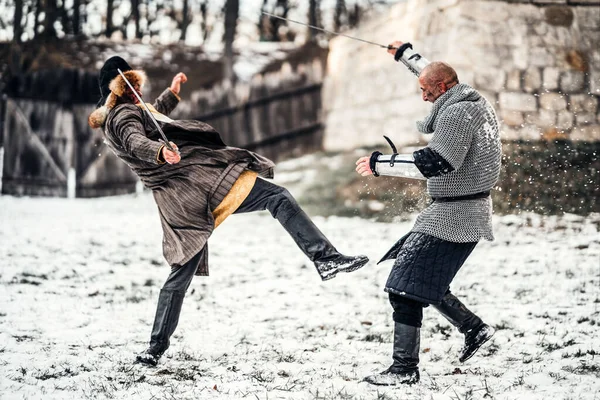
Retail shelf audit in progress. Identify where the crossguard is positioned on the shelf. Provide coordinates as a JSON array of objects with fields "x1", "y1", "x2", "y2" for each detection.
[{"x1": 383, "y1": 135, "x2": 399, "y2": 167}]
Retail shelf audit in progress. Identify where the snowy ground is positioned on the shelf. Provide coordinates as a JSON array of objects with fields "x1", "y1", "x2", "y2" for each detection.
[{"x1": 1, "y1": 193, "x2": 599, "y2": 400}]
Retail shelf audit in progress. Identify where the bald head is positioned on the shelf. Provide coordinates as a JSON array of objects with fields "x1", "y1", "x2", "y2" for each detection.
[
  {"x1": 420, "y1": 62, "x2": 459, "y2": 87},
  {"x1": 418, "y1": 62, "x2": 459, "y2": 103}
]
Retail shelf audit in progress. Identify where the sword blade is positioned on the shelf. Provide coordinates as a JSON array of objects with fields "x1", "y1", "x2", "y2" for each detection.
[
  {"x1": 261, "y1": 11, "x2": 396, "y2": 50},
  {"x1": 117, "y1": 68, "x2": 177, "y2": 153}
]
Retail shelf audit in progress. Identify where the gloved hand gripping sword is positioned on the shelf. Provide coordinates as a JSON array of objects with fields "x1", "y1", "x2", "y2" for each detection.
[{"x1": 117, "y1": 68, "x2": 179, "y2": 154}]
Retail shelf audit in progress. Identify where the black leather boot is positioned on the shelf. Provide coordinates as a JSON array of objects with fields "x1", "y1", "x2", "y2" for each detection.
[
  {"x1": 433, "y1": 292, "x2": 495, "y2": 362},
  {"x1": 364, "y1": 322, "x2": 420, "y2": 385},
  {"x1": 136, "y1": 289, "x2": 186, "y2": 366},
  {"x1": 282, "y1": 209, "x2": 368, "y2": 280}
]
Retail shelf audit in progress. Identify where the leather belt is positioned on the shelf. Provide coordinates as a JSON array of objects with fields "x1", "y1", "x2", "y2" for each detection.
[{"x1": 432, "y1": 191, "x2": 491, "y2": 203}]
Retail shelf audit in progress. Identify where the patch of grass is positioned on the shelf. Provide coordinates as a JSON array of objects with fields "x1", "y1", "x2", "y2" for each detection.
[
  {"x1": 362, "y1": 333, "x2": 387, "y2": 343},
  {"x1": 431, "y1": 323, "x2": 453, "y2": 339},
  {"x1": 125, "y1": 294, "x2": 147, "y2": 303},
  {"x1": 12, "y1": 334, "x2": 34, "y2": 342},
  {"x1": 21, "y1": 272, "x2": 49, "y2": 280},
  {"x1": 249, "y1": 368, "x2": 274, "y2": 383},
  {"x1": 277, "y1": 352, "x2": 297, "y2": 363},
  {"x1": 33, "y1": 366, "x2": 78, "y2": 380},
  {"x1": 562, "y1": 361, "x2": 600, "y2": 377},
  {"x1": 494, "y1": 320, "x2": 513, "y2": 330}
]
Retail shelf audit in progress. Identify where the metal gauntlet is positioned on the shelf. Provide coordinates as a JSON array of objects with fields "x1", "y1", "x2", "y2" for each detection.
[
  {"x1": 370, "y1": 153, "x2": 426, "y2": 180},
  {"x1": 394, "y1": 43, "x2": 431, "y2": 77}
]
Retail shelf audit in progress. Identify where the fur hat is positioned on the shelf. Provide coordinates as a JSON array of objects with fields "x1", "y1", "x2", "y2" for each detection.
[{"x1": 88, "y1": 56, "x2": 147, "y2": 129}]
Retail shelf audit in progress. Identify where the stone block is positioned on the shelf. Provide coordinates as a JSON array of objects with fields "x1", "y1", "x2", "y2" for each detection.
[
  {"x1": 529, "y1": 47, "x2": 556, "y2": 67},
  {"x1": 512, "y1": 47, "x2": 529, "y2": 70},
  {"x1": 574, "y1": 5, "x2": 600, "y2": 30},
  {"x1": 506, "y1": 70, "x2": 522, "y2": 91},
  {"x1": 523, "y1": 68, "x2": 542, "y2": 93},
  {"x1": 543, "y1": 5, "x2": 573, "y2": 27},
  {"x1": 576, "y1": 113, "x2": 596, "y2": 125},
  {"x1": 557, "y1": 110, "x2": 574, "y2": 130},
  {"x1": 520, "y1": 124, "x2": 544, "y2": 141},
  {"x1": 500, "y1": 110, "x2": 524, "y2": 127},
  {"x1": 590, "y1": 71, "x2": 600, "y2": 95},
  {"x1": 474, "y1": 70, "x2": 507, "y2": 92},
  {"x1": 499, "y1": 126, "x2": 521, "y2": 141},
  {"x1": 570, "y1": 125, "x2": 600, "y2": 141},
  {"x1": 540, "y1": 92, "x2": 567, "y2": 110},
  {"x1": 560, "y1": 71, "x2": 586, "y2": 93},
  {"x1": 542, "y1": 68, "x2": 560, "y2": 90},
  {"x1": 458, "y1": 1, "x2": 510, "y2": 23},
  {"x1": 569, "y1": 94, "x2": 598, "y2": 113},
  {"x1": 525, "y1": 109, "x2": 557, "y2": 128},
  {"x1": 499, "y1": 92, "x2": 538, "y2": 112}
]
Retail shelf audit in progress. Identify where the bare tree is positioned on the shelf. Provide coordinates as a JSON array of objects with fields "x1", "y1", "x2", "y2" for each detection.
[
  {"x1": 42, "y1": 0, "x2": 58, "y2": 40},
  {"x1": 166, "y1": 0, "x2": 191, "y2": 42},
  {"x1": 132, "y1": 0, "x2": 142, "y2": 39},
  {"x1": 106, "y1": 0, "x2": 115, "y2": 38},
  {"x1": 72, "y1": 0, "x2": 82, "y2": 36},
  {"x1": 223, "y1": 0, "x2": 239, "y2": 85},
  {"x1": 33, "y1": 0, "x2": 42, "y2": 38},
  {"x1": 200, "y1": 1, "x2": 210, "y2": 43},
  {"x1": 307, "y1": 0, "x2": 320, "y2": 42},
  {"x1": 333, "y1": 0, "x2": 346, "y2": 32},
  {"x1": 13, "y1": 0, "x2": 23, "y2": 43},
  {"x1": 348, "y1": 3, "x2": 361, "y2": 28},
  {"x1": 179, "y1": 0, "x2": 190, "y2": 42},
  {"x1": 258, "y1": 0, "x2": 294, "y2": 42}
]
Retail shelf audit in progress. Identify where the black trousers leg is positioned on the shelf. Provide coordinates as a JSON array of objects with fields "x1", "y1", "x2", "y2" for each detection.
[
  {"x1": 148, "y1": 250, "x2": 203, "y2": 356},
  {"x1": 234, "y1": 178, "x2": 339, "y2": 261},
  {"x1": 389, "y1": 293, "x2": 424, "y2": 328}
]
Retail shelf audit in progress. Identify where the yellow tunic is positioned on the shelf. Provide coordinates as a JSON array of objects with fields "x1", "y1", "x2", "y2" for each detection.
[{"x1": 212, "y1": 170, "x2": 258, "y2": 228}]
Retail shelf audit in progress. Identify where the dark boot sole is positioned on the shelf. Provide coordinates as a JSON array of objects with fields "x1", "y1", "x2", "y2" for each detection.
[
  {"x1": 320, "y1": 256, "x2": 369, "y2": 281},
  {"x1": 460, "y1": 328, "x2": 495, "y2": 363}
]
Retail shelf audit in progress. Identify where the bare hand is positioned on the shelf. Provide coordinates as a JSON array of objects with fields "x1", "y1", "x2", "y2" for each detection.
[
  {"x1": 162, "y1": 142, "x2": 181, "y2": 164},
  {"x1": 387, "y1": 40, "x2": 404, "y2": 56},
  {"x1": 355, "y1": 156, "x2": 374, "y2": 176},
  {"x1": 170, "y1": 72, "x2": 188, "y2": 95}
]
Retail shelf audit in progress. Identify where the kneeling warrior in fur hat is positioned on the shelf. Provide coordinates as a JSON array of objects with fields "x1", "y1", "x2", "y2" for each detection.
[
  {"x1": 89, "y1": 56, "x2": 368, "y2": 367},
  {"x1": 355, "y1": 42, "x2": 501, "y2": 385}
]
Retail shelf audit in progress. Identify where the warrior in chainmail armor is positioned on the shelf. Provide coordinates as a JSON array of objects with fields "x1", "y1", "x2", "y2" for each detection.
[{"x1": 356, "y1": 41, "x2": 502, "y2": 386}]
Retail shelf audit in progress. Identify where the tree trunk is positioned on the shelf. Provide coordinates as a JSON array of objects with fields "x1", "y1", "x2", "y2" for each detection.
[
  {"x1": 13, "y1": 0, "x2": 23, "y2": 43},
  {"x1": 307, "y1": 0, "x2": 319, "y2": 42},
  {"x1": 132, "y1": 0, "x2": 141, "y2": 39},
  {"x1": 106, "y1": 0, "x2": 114, "y2": 38},
  {"x1": 223, "y1": 0, "x2": 239, "y2": 86},
  {"x1": 73, "y1": 0, "x2": 81, "y2": 36},
  {"x1": 34, "y1": 0, "x2": 42, "y2": 39},
  {"x1": 179, "y1": 0, "x2": 190, "y2": 42},
  {"x1": 200, "y1": 1, "x2": 209, "y2": 42},
  {"x1": 43, "y1": 0, "x2": 58, "y2": 40},
  {"x1": 333, "y1": 0, "x2": 346, "y2": 32}
]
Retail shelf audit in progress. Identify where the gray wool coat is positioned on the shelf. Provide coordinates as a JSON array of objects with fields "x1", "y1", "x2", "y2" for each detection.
[{"x1": 103, "y1": 88, "x2": 275, "y2": 275}]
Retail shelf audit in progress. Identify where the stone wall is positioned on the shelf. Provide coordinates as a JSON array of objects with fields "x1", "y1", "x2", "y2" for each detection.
[{"x1": 322, "y1": 0, "x2": 600, "y2": 150}]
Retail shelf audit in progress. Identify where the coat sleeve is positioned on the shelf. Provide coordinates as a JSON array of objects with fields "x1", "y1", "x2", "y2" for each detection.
[
  {"x1": 153, "y1": 88, "x2": 180, "y2": 116},
  {"x1": 112, "y1": 105, "x2": 166, "y2": 164},
  {"x1": 427, "y1": 105, "x2": 474, "y2": 171}
]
